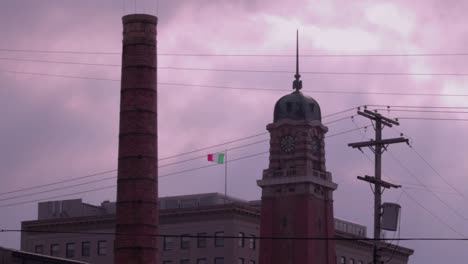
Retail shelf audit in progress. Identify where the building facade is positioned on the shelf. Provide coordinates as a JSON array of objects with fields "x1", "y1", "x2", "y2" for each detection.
[
  {"x1": 21, "y1": 194, "x2": 413, "y2": 264},
  {"x1": 0, "y1": 246, "x2": 88, "y2": 264}
]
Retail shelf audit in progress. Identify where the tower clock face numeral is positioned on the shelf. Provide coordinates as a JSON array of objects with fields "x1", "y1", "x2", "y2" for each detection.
[
  {"x1": 280, "y1": 135, "x2": 295, "y2": 153},
  {"x1": 311, "y1": 136, "x2": 321, "y2": 155}
]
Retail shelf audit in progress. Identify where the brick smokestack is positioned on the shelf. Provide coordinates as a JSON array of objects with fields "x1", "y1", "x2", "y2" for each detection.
[{"x1": 114, "y1": 14, "x2": 158, "y2": 264}]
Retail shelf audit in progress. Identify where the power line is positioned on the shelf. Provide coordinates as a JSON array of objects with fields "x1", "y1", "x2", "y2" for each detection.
[
  {"x1": 4, "y1": 48, "x2": 468, "y2": 57},
  {"x1": 0, "y1": 107, "x2": 358, "y2": 198},
  {"x1": 356, "y1": 145, "x2": 466, "y2": 237},
  {"x1": 0, "y1": 186, "x2": 116, "y2": 208},
  {"x1": 0, "y1": 170, "x2": 117, "y2": 197},
  {"x1": 0, "y1": 176, "x2": 116, "y2": 202},
  {"x1": 366, "y1": 105, "x2": 468, "y2": 110},
  {"x1": 402, "y1": 190, "x2": 465, "y2": 238},
  {"x1": 374, "y1": 109, "x2": 468, "y2": 114},
  {"x1": 2, "y1": 69, "x2": 467, "y2": 98},
  {"x1": 1, "y1": 229, "x2": 466, "y2": 241},
  {"x1": 397, "y1": 117, "x2": 468, "y2": 121},
  {"x1": 0, "y1": 48, "x2": 120, "y2": 55},
  {"x1": 159, "y1": 132, "x2": 268, "y2": 160},
  {"x1": 0, "y1": 57, "x2": 120, "y2": 67},
  {"x1": 0, "y1": 126, "x2": 366, "y2": 207},
  {"x1": 5, "y1": 58, "x2": 468, "y2": 77},
  {"x1": 158, "y1": 66, "x2": 468, "y2": 77},
  {"x1": 386, "y1": 150, "x2": 468, "y2": 222},
  {"x1": 409, "y1": 144, "x2": 468, "y2": 202}
]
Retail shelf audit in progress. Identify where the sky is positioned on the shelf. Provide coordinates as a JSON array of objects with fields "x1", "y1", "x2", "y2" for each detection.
[{"x1": 1, "y1": 0, "x2": 468, "y2": 263}]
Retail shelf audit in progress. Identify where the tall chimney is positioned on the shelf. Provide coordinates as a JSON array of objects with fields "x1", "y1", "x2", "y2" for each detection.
[{"x1": 114, "y1": 14, "x2": 158, "y2": 264}]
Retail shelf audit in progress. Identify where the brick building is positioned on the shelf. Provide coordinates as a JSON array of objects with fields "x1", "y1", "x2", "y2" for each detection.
[{"x1": 21, "y1": 193, "x2": 413, "y2": 264}]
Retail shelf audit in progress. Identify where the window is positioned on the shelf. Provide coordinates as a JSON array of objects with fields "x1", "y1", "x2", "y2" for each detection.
[
  {"x1": 248, "y1": 235, "x2": 256, "y2": 250},
  {"x1": 340, "y1": 256, "x2": 346, "y2": 264},
  {"x1": 180, "y1": 259, "x2": 189, "y2": 264},
  {"x1": 50, "y1": 244, "x2": 60, "y2": 256},
  {"x1": 163, "y1": 236, "x2": 175, "y2": 251},
  {"x1": 81, "y1": 242, "x2": 91, "y2": 257},
  {"x1": 349, "y1": 259, "x2": 355, "y2": 264},
  {"x1": 34, "y1": 245, "x2": 44, "y2": 254},
  {"x1": 238, "y1": 258, "x2": 245, "y2": 264},
  {"x1": 249, "y1": 261, "x2": 255, "y2": 264},
  {"x1": 181, "y1": 234, "x2": 190, "y2": 249},
  {"x1": 66, "y1": 243, "x2": 75, "y2": 258},
  {"x1": 214, "y1": 257, "x2": 224, "y2": 264},
  {"x1": 197, "y1": 232, "x2": 207, "y2": 248},
  {"x1": 238, "y1": 232, "x2": 245, "y2": 247},
  {"x1": 97, "y1": 240, "x2": 107, "y2": 256},
  {"x1": 197, "y1": 258, "x2": 207, "y2": 264},
  {"x1": 358, "y1": 261, "x2": 363, "y2": 264},
  {"x1": 163, "y1": 261, "x2": 173, "y2": 264},
  {"x1": 215, "y1": 232, "x2": 224, "y2": 247},
  {"x1": 181, "y1": 199, "x2": 197, "y2": 208}
]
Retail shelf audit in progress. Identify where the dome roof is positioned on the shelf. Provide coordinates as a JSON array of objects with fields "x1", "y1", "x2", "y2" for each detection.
[{"x1": 273, "y1": 91, "x2": 321, "y2": 122}]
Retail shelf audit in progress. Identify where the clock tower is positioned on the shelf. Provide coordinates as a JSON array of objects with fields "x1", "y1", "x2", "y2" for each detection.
[{"x1": 257, "y1": 32, "x2": 337, "y2": 264}]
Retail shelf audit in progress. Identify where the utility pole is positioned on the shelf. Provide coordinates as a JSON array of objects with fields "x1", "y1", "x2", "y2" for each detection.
[{"x1": 348, "y1": 109, "x2": 408, "y2": 264}]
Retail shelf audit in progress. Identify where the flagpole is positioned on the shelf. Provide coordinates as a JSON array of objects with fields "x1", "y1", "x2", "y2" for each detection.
[{"x1": 224, "y1": 149, "x2": 227, "y2": 204}]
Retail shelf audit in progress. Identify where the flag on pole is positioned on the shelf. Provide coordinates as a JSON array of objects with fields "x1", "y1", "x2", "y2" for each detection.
[{"x1": 207, "y1": 153, "x2": 225, "y2": 164}]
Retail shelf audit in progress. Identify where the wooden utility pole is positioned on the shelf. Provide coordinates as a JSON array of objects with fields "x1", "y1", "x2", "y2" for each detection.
[{"x1": 348, "y1": 109, "x2": 407, "y2": 264}]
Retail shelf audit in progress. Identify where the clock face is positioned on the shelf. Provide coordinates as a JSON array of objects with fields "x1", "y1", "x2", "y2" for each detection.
[
  {"x1": 311, "y1": 136, "x2": 321, "y2": 155},
  {"x1": 280, "y1": 135, "x2": 295, "y2": 153}
]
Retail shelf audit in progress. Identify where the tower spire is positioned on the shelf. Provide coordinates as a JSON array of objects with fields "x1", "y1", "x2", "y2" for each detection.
[{"x1": 293, "y1": 29, "x2": 302, "y2": 92}]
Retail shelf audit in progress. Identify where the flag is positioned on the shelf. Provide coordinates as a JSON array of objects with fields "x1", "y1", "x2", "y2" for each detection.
[{"x1": 207, "y1": 153, "x2": 225, "y2": 164}]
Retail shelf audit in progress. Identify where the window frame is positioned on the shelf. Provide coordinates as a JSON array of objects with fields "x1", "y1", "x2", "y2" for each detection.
[
  {"x1": 97, "y1": 240, "x2": 107, "y2": 256},
  {"x1": 81, "y1": 241, "x2": 91, "y2": 257},
  {"x1": 180, "y1": 234, "x2": 191, "y2": 250},
  {"x1": 197, "y1": 258, "x2": 207, "y2": 264},
  {"x1": 248, "y1": 235, "x2": 256, "y2": 250},
  {"x1": 214, "y1": 257, "x2": 224, "y2": 264},
  {"x1": 214, "y1": 231, "x2": 224, "y2": 247},
  {"x1": 66, "y1": 242, "x2": 75, "y2": 258},
  {"x1": 34, "y1": 245, "x2": 44, "y2": 254},
  {"x1": 238, "y1": 232, "x2": 245, "y2": 247},
  {"x1": 197, "y1": 232, "x2": 207, "y2": 248},
  {"x1": 163, "y1": 236, "x2": 175, "y2": 251},
  {"x1": 50, "y1": 244, "x2": 60, "y2": 256}
]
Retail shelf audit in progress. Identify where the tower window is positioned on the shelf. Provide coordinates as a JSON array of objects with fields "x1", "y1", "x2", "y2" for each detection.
[
  {"x1": 309, "y1": 103, "x2": 315, "y2": 112},
  {"x1": 286, "y1": 102, "x2": 292, "y2": 112}
]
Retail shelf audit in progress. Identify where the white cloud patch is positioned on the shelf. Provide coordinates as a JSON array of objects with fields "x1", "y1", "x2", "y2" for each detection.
[{"x1": 365, "y1": 3, "x2": 414, "y2": 37}]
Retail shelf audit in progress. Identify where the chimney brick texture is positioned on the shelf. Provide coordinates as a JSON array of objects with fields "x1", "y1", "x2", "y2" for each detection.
[{"x1": 114, "y1": 14, "x2": 158, "y2": 264}]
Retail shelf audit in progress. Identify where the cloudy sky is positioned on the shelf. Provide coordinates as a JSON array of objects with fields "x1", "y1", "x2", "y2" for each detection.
[{"x1": 1, "y1": 0, "x2": 468, "y2": 263}]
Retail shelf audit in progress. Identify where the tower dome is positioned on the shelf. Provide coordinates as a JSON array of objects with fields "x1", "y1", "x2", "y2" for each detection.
[
  {"x1": 273, "y1": 30, "x2": 321, "y2": 123},
  {"x1": 273, "y1": 91, "x2": 321, "y2": 122}
]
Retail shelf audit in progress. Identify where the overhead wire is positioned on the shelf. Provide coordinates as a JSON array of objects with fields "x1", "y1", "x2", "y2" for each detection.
[
  {"x1": 0, "y1": 125, "x2": 367, "y2": 208},
  {"x1": 0, "y1": 229, "x2": 466, "y2": 241},
  {"x1": 1, "y1": 69, "x2": 467, "y2": 97},
  {"x1": 5, "y1": 48, "x2": 468, "y2": 57},
  {"x1": 350, "y1": 125, "x2": 466, "y2": 237},
  {"x1": 0, "y1": 107, "x2": 359, "y2": 199},
  {"x1": 5, "y1": 57, "x2": 468, "y2": 77}
]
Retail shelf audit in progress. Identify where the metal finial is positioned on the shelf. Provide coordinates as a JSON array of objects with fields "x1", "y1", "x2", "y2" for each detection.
[{"x1": 293, "y1": 29, "x2": 302, "y2": 91}]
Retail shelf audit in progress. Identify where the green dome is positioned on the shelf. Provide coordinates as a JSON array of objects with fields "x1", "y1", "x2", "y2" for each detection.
[{"x1": 273, "y1": 91, "x2": 321, "y2": 122}]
